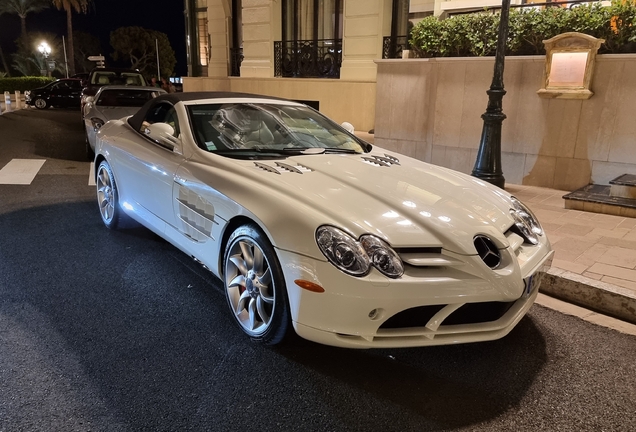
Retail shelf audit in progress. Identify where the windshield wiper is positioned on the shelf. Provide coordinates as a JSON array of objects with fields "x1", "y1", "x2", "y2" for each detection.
[{"x1": 277, "y1": 147, "x2": 361, "y2": 155}]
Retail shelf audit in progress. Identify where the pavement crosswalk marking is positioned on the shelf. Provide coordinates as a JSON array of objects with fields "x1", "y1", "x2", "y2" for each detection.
[
  {"x1": 88, "y1": 162, "x2": 95, "y2": 186},
  {"x1": 0, "y1": 159, "x2": 46, "y2": 185}
]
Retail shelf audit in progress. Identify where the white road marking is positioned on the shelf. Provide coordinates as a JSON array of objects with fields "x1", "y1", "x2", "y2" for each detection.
[
  {"x1": 88, "y1": 162, "x2": 95, "y2": 186},
  {"x1": 0, "y1": 159, "x2": 46, "y2": 185}
]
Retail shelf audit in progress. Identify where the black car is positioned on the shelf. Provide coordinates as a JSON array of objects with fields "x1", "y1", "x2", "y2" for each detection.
[{"x1": 25, "y1": 78, "x2": 83, "y2": 110}]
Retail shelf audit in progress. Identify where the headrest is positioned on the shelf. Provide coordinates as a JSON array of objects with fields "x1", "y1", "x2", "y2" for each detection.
[{"x1": 98, "y1": 75, "x2": 110, "y2": 84}]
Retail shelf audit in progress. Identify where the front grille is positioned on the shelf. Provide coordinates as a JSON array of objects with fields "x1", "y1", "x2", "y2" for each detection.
[{"x1": 474, "y1": 235, "x2": 501, "y2": 269}]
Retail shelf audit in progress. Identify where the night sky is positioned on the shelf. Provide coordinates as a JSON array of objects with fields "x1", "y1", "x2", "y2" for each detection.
[{"x1": 0, "y1": 0, "x2": 188, "y2": 76}]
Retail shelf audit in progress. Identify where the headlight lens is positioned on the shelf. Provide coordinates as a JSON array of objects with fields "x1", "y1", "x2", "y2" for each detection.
[
  {"x1": 510, "y1": 196, "x2": 543, "y2": 245},
  {"x1": 360, "y1": 235, "x2": 404, "y2": 278},
  {"x1": 316, "y1": 226, "x2": 403, "y2": 278},
  {"x1": 316, "y1": 226, "x2": 369, "y2": 276},
  {"x1": 90, "y1": 117, "x2": 105, "y2": 130}
]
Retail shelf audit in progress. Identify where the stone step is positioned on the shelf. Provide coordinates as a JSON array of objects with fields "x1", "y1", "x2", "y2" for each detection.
[
  {"x1": 609, "y1": 174, "x2": 636, "y2": 199},
  {"x1": 562, "y1": 182, "x2": 636, "y2": 217}
]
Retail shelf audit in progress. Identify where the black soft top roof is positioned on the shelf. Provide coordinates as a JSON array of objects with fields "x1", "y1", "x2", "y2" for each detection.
[{"x1": 127, "y1": 91, "x2": 295, "y2": 132}]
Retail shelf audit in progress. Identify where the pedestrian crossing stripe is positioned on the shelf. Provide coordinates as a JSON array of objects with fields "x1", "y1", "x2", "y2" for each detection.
[
  {"x1": 89, "y1": 162, "x2": 95, "y2": 186},
  {"x1": 0, "y1": 159, "x2": 46, "y2": 185},
  {"x1": 0, "y1": 159, "x2": 96, "y2": 186}
]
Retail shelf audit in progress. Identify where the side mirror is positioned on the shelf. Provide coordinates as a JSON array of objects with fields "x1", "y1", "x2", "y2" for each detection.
[
  {"x1": 341, "y1": 122, "x2": 355, "y2": 134},
  {"x1": 144, "y1": 122, "x2": 179, "y2": 151},
  {"x1": 85, "y1": 96, "x2": 95, "y2": 104}
]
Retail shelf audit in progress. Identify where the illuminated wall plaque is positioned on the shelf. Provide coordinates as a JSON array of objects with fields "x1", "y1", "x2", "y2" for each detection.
[{"x1": 537, "y1": 32, "x2": 604, "y2": 100}]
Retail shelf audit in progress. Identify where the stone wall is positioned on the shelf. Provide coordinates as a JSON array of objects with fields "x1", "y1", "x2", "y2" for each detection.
[{"x1": 374, "y1": 55, "x2": 636, "y2": 190}]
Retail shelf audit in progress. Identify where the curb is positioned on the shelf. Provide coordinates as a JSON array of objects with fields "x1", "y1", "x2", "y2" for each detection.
[{"x1": 540, "y1": 267, "x2": 636, "y2": 325}]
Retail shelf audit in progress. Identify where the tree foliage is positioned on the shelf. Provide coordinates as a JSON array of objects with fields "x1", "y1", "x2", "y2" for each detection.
[
  {"x1": 73, "y1": 30, "x2": 102, "y2": 72},
  {"x1": 410, "y1": 1, "x2": 636, "y2": 58},
  {"x1": 10, "y1": 32, "x2": 67, "y2": 76},
  {"x1": 0, "y1": 0, "x2": 50, "y2": 37},
  {"x1": 110, "y1": 26, "x2": 176, "y2": 78}
]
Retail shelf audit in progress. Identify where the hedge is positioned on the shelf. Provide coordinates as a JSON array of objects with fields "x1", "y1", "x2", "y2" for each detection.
[
  {"x1": 0, "y1": 77, "x2": 55, "y2": 94},
  {"x1": 410, "y1": 1, "x2": 636, "y2": 57}
]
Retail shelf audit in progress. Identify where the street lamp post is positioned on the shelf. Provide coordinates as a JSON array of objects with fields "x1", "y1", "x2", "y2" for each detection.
[
  {"x1": 37, "y1": 41, "x2": 52, "y2": 77},
  {"x1": 471, "y1": 0, "x2": 511, "y2": 189}
]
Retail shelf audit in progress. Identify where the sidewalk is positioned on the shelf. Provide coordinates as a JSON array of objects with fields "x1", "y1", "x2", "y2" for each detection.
[
  {"x1": 507, "y1": 184, "x2": 636, "y2": 325},
  {"x1": 0, "y1": 94, "x2": 27, "y2": 113}
]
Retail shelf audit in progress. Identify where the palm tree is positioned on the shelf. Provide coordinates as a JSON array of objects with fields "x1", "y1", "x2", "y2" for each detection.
[
  {"x1": 0, "y1": 0, "x2": 50, "y2": 38},
  {"x1": 51, "y1": 0, "x2": 88, "y2": 76}
]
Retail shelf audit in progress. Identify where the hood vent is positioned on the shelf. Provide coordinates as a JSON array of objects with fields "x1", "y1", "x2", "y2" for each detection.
[
  {"x1": 361, "y1": 154, "x2": 400, "y2": 167},
  {"x1": 254, "y1": 161, "x2": 313, "y2": 174}
]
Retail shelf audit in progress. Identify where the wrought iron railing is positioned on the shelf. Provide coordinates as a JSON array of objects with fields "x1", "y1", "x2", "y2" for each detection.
[
  {"x1": 274, "y1": 39, "x2": 342, "y2": 78},
  {"x1": 382, "y1": 36, "x2": 409, "y2": 59},
  {"x1": 230, "y1": 48, "x2": 243, "y2": 77}
]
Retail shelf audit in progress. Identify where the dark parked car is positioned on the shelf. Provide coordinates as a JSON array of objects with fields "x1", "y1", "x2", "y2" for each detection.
[
  {"x1": 80, "y1": 67, "x2": 148, "y2": 116},
  {"x1": 24, "y1": 78, "x2": 83, "y2": 110}
]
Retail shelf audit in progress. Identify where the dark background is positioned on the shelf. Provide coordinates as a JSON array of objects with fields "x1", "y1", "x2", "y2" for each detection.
[{"x1": 0, "y1": 0, "x2": 187, "y2": 76}]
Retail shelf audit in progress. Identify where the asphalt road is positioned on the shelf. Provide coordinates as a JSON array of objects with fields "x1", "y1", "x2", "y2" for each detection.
[{"x1": 1, "y1": 108, "x2": 635, "y2": 432}]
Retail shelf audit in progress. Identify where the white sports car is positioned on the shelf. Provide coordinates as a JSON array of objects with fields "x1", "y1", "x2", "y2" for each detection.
[{"x1": 94, "y1": 92, "x2": 553, "y2": 348}]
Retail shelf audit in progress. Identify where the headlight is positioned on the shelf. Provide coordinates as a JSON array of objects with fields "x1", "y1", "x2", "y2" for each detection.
[
  {"x1": 510, "y1": 196, "x2": 543, "y2": 245},
  {"x1": 316, "y1": 226, "x2": 370, "y2": 276},
  {"x1": 360, "y1": 235, "x2": 404, "y2": 278},
  {"x1": 90, "y1": 117, "x2": 105, "y2": 130},
  {"x1": 316, "y1": 226, "x2": 404, "y2": 278}
]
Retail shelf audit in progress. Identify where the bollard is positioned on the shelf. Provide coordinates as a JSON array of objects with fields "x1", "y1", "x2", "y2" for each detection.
[
  {"x1": 14, "y1": 91, "x2": 21, "y2": 110},
  {"x1": 4, "y1": 91, "x2": 11, "y2": 112}
]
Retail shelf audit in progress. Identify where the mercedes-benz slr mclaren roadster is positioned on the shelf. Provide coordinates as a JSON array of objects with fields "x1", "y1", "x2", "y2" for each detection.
[{"x1": 93, "y1": 92, "x2": 553, "y2": 348}]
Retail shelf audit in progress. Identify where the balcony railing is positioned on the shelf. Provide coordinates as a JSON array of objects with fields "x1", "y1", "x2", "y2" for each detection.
[
  {"x1": 274, "y1": 39, "x2": 342, "y2": 78},
  {"x1": 230, "y1": 48, "x2": 243, "y2": 77},
  {"x1": 382, "y1": 36, "x2": 409, "y2": 59}
]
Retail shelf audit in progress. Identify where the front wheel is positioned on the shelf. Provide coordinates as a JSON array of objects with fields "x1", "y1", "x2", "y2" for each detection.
[
  {"x1": 34, "y1": 98, "x2": 48, "y2": 109},
  {"x1": 96, "y1": 160, "x2": 126, "y2": 229},
  {"x1": 223, "y1": 224, "x2": 291, "y2": 345}
]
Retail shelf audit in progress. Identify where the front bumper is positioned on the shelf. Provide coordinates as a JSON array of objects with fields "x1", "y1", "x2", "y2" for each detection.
[{"x1": 278, "y1": 242, "x2": 553, "y2": 349}]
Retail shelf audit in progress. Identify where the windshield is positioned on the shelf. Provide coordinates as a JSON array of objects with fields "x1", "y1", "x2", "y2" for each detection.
[
  {"x1": 187, "y1": 103, "x2": 368, "y2": 157},
  {"x1": 97, "y1": 89, "x2": 162, "y2": 107}
]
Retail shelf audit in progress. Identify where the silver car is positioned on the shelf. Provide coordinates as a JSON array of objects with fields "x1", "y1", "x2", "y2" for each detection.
[{"x1": 84, "y1": 85, "x2": 166, "y2": 158}]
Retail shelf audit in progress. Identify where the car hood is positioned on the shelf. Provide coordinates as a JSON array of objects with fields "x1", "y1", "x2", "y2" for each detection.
[
  {"x1": 218, "y1": 149, "x2": 516, "y2": 255},
  {"x1": 94, "y1": 106, "x2": 142, "y2": 121}
]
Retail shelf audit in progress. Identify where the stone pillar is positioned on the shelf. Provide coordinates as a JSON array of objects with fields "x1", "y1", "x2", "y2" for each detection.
[
  {"x1": 207, "y1": 0, "x2": 232, "y2": 77},
  {"x1": 240, "y1": 0, "x2": 279, "y2": 78},
  {"x1": 339, "y1": 0, "x2": 392, "y2": 82}
]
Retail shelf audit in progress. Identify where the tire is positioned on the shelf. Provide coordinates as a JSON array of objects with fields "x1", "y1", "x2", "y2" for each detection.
[
  {"x1": 223, "y1": 224, "x2": 291, "y2": 345},
  {"x1": 34, "y1": 98, "x2": 48, "y2": 110},
  {"x1": 95, "y1": 160, "x2": 126, "y2": 229}
]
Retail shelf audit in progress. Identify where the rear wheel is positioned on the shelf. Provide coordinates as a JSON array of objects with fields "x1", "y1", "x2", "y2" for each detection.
[
  {"x1": 34, "y1": 98, "x2": 48, "y2": 109},
  {"x1": 96, "y1": 160, "x2": 125, "y2": 229},
  {"x1": 223, "y1": 224, "x2": 290, "y2": 345}
]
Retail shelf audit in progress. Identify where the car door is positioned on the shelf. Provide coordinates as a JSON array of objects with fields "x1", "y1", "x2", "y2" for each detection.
[
  {"x1": 66, "y1": 80, "x2": 83, "y2": 107},
  {"x1": 47, "y1": 81, "x2": 65, "y2": 106},
  {"x1": 114, "y1": 102, "x2": 185, "y2": 230}
]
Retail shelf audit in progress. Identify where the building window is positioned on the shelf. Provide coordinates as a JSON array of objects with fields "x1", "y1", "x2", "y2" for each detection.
[
  {"x1": 275, "y1": 0, "x2": 343, "y2": 78},
  {"x1": 185, "y1": 0, "x2": 208, "y2": 76},
  {"x1": 383, "y1": 0, "x2": 410, "y2": 59}
]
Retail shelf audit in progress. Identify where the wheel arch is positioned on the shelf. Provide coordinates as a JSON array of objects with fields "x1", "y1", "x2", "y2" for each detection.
[{"x1": 217, "y1": 215, "x2": 274, "y2": 281}]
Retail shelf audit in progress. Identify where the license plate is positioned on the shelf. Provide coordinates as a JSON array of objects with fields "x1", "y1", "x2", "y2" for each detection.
[{"x1": 523, "y1": 252, "x2": 554, "y2": 297}]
